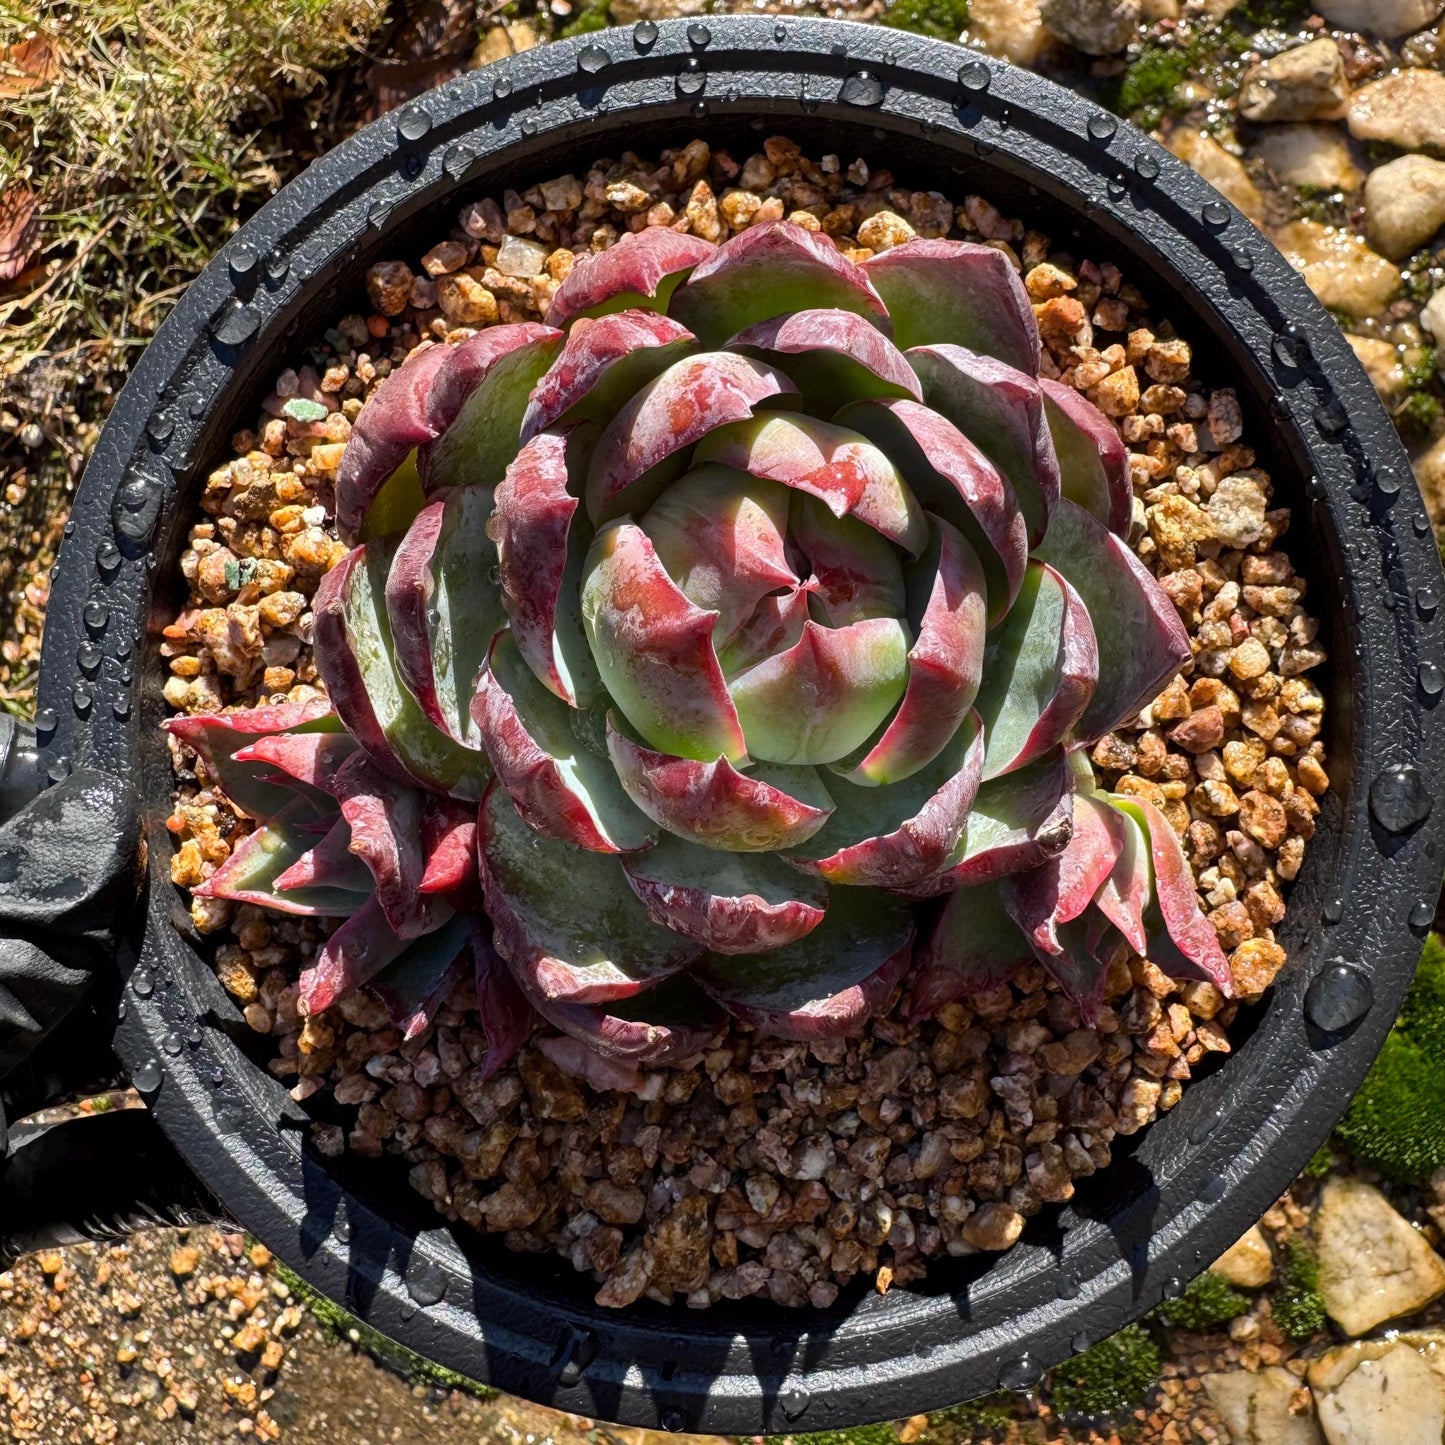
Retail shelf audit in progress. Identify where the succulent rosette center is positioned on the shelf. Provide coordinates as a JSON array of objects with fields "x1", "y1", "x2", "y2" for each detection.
[{"x1": 168, "y1": 219, "x2": 1236, "y2": 1085}]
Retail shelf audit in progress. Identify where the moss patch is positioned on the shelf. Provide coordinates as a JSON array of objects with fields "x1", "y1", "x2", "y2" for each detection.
[
  {"x1": 1272, "y1": 1238, "x2": 1327, "y2": 1340},
  {"x1": 1155, "y1": 1271, "x2": 1251, "y2": 1331},
  {"x1": 881, "y1": 0, "x2": 969, "y2": 42},
  {"x1": 1337, "y1": 935, "x2": 1445, "y2": 1182},
  {"x1": 1049, "y1": 1325, "x2": 1162, "y2": 1420},
  {"x1": 560, "y1": 0, "x2": 610, "y2": 38}
]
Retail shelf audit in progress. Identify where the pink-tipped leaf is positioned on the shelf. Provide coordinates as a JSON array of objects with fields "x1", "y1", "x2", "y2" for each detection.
[
  {"x1": 1040, "y1": 378, "x2": 1131, "y2": 537},
  {"x1": 727, "y1": 308, "x2": 921, "y2": 405},
  {"x1": 299, "y1": 895, "x2": 421, "y2": 1016},
  {"x1": 472, "y1": 925, "x2": 537, "y2": 1075},
  {"x1": 546, "y1": 228, "x2": 716, "y2": 328}
]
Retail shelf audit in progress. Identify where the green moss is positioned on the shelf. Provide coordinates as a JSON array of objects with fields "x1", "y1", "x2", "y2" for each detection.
[
  {"x1": 1231, "y1": 0, "x2": 1310, "y2": 24},
  {"x1": 925, "y1": 1393, "x2": 1017, "y2": 1434},
  {"x1": 881, "y1": 0, "x2": 969, "y2": 42},
  {"x1": 1338, "y1": 936, "x2": 1445, "y2": 1181},
  {"x1": 1301, "y1": 1142, "x2": 1336, "y2": 1180},
  {"x1": 1049, "y1": 1325, "x2": 1162, "y2": 1419},
  {"x1": 789, "y1": 1427, "x2": 899, "y2": 1445},
  {"x1": 1116, "y1": 43, "x2": 1194, "y2": 116},
  {"x1": 1272, "y1": 1239, "x2": 1327, "y2": 1340},
  {"x1": 1406, "y1": 347, "x2": 1439, "y2": 393},
  {"x1": 271, "y1": 1261, "x2": 497, "y2": 1399},
  {"x1": 560, "y1": 0, "x2": 610, "y2": 37},
  {"x1": 1154, "y1": 1271, "x2": 1251, "y2": 1331}
]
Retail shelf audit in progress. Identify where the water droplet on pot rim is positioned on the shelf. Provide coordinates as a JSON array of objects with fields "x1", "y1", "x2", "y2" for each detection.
[
  {"x1": 493, "y1": 77, "x2": 513, "y2": 99},
  {"x1": 1410, "y1": 900, "x2": 1434, "y2": 935},
  {"x1": 577, "y1": 43, "x2": 610, "y2": 74},
  {"x1": 403, "y1": 1257, "x2": 448, "y2": 1307},
  {"x1": 1087, "y1": 111, "x2": 1117, "y2": 142},
  {"x1": 396, "y1": 106, "x2": 431, "y2": 142},
  {"x1": 1304, "y1": 963, "x2": 1373, "y2": 1034},
  {"x1": 840, "y1": 71, "x2": 884, "y2": 107},
  {"x1": 687, "y1": 21, "x2": 711, "y2": 46},
  {"x1": 1420, "y1": 661, "x2": 1443, "y2": 699},
  {"x1": 1370, "y1": 765, "x2": 1433, "y2": 833},
  {"x1": 633, "y1": 18, "x2": 658, "y2": 46},
  {"x1": 1201, "y1": 199, "x2": 1230, "y2": 227},
  {"x1": 133, "y1": 1059, "x2": 162, "y2": 1092},
  {"x1": 998, "y1": 1353, "x2": 1040, "y2": 1389},
  {"x1": 958, "y1": 60, "x2": 991, "y2": 91},
  {"x1": 1133, "y1": 152, "x2": 1159, "y2": 180}
]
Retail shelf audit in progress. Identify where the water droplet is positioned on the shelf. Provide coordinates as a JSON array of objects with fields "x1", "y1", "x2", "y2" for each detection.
[
  {"x1": 400, "y1": 152, "x2": 424, "y2": 180},
  {"x1": 578, "y1": 43, "x2": 610, "y2": 74},
  {"x1": 780, "y1": 1385, "x2": 810, "y2": 1420},
  {"x1": 146, "y1": 411, "x2": 174, "y2": 446},
  {"x1": 555, "y1": 1325, "x2": 596, "y2": 1386},
  {"x1": 34, "y1": 707, "x2": 56, "y2": 739},
  {"x1": 1419, "y1": 587, "x2": 1440, "y2": 618},
  {"x1": 47, "y1": 758, "x2": 71, "y2": 784},
  {"x1": 403, "y1": 1256, "x2": 448, "y2": 1307},
  {"x1": 1202, "y1": 1173, "x2": 1227, "y2": 1203},
  {"x1": 1162, "y1": 1275, "x2": 1184, "y2": 1299},
  {"x1": 691, "y1": 99, "x2": 707, "y2": 118},
  {"x1": 1313, "y1": 399, "x2": 1348, "y2": 436},
  {"x1": 443, "y1": 143, "x2": 475, "y2": 180},
  {"x1": 114, "y1": 478, "x2": 162, "y2": 549},
  {"x1": 726, "y1": 86, "x2": 739, "y2": 103},
  {"x1": 112, "y1": 698, "x2": 131, "y2": 721},
  {"x1": 999, "y1": 1354, "x2": 1040, "y2": 1389},
  {"x1": 117, "y1": 997, "x2": 126, "y2": 1021},
  {"x1": 186, "y1": 1023, "x2": 203, "y2": 1047},
  {"x1": 83, "y1": 599, "x2": 109, "y2": 635},
  {"x1": 958, "y1": 59, "x2": 991, "y2": 91},
  {"x1": 1189, "y1": 1102, "x2": 1225, "y2": 1143},
  {"x1": 1133, "y1": 152, "x2": 1159, "y2": 181},
  {"x1": 229, "y1": 243, "x2": 258, "y2": 278},
  {"x1": 1201, "y1": 199, "x2": 1230, "y2": 228},
  {"x1": 840, "y1": 70, "x2": 884, "y2": 107},
  {"x1": 676, "y1": 59, "x2": 705, "y2": 95},
  {"x1": 519, "y1": 113, "x2": 537, "y2": 135},
  {"x1": 396, "y1": 106, "x2": 431, "y2": 142},
  {"x1": 265, "y1": 253, "x2": 289, "y2": 285},
  {"x1": 1071, "y1": 1331, "x2": 1091, "y2": 1354},
  {"x1": 773, "y1": 21, "x2": 786, "y2": 41},
  {"x1": 1087, "y1": 111, "x2": 1117, "y2": 143},
  {"x1": 1410, "y1": 899, "x2": 1434, "y2": 935},
  {"x1": 1376, "y1": 465, "x2": 1403, "y2": 498},
  {"x1": 208, "y1": 1065, "x2": 224, "y2": 1086},
  {"x1": 71, "y1": 683, "x2": 92, "y2": 718},
  {"x1": 661, "y1": 1409, "x2": 686, "y2": 1433},
  {"x1": 210, "y1": 301, "x2": 260, "y2": 347},
  {"x1": 493, "y1": 76, "x2": 513, "y2": 100},
  {"x1": 1305, "y1": 963, "x2": 1374, "y2": 1033},
  {"x1": 214, "y1": 1101, "x2": 243, "y2": 1134},
  {"x1": 162, "y1": 1031, "x2": 183, "y2": 1056},
  {"x1": 1057, "y1": 1270, "x2": 1080, "y2": 1299},
  {"x1": 132, "y1": 1059, "x2": 162, "y2": 1093},
  {"x1": 1421, "y1": 661, "x2": 1443, "y2": 699},
  {"x1": 334, "y1": 1216, "x2": 352, "y2": 1242},
  {"x1": 77, "y1": 642, "x2": 101, "y2": 675},
  {"x1": 366, "y1": 199, "x2": 392, "y2": 232},
  {"x1": 1323, "y1": 897, "x2": 1343, "y2": 924},
  {"x1": 1229, "y1": 245, "x2": 1253, "y2": 272},
  {"x1": 1370, "y1": 765, "x2": 1433, "y2": 833},
  {"x1": 96, "y1": 541, "x2": 121, "y2": 574},
  {"x1": 687, "y1": 21, "x2": 711, "y2": 46},
  {"x1": 131, "y1": 969, "x2": 154, "y2": 998},
  {"x1": 1106, "y1": 172, "x2": 1127, "y2": 200},
  {"x1": 632, "y1": 18, "x2": 657, "y2": 47}
]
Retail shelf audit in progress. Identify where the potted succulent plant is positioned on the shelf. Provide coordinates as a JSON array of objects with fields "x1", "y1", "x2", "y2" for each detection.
[{"x1": 10, "y1": 16, "x2": 1445, "y2": 1435}]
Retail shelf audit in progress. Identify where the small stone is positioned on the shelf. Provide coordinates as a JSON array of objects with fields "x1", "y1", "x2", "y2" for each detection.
[
  {"x1": 1039, "y1": 0, "x2": 1139, "y2": 55},
  {"x1": 495, "y1": 234, "x2": 549, "y2": 279},
  {"x1": 857, "y1": 210, "x2": 916, "y2": 251},
  {"x1": 540, "y1": 174, "x2": 582, "y2": 212},
  {"x1": 1230, "y1": 937, "x2": 1286, "y2": 996},
  {"x1": 1253, "y1": 124, "x2": 1365, "y2": 193},
  {"x1": 1237, "y1": 39, "x2": 1349, "y2": 125},
  {"x1": 1166, "y1": 128, "x2": 1266, "y2": 223},
  {"x1": 962, "y1": 1201, "x2": 1025, "y2": 1250},
  {"x1": 1310, "y1": 1340, "x2": 1444, "y2": 1445},
  {"x1": 1214, "y1": 1223, "x2": 1275, "y2": 1287},
  {"x1": 1274, "y1": 221, "x2": 1400, "y2": 319},
  {"x1": 420, "y1": 240, "x2": 469, "y2": 277},
  {"x1": 1315, "y1": 0, "x2": 1444, "y2": 37},
  {"x1": 435, "y1": 271, "x2": 498, "y2": 326},
  {"x1": 1317, "y1": 1177, "x2": 1445, "y2": 1336},
  {"x1": 1364, "y1": 155, "x2": 1445, "y2": 261},
  {"x1": 967, "y1": 0, "x2": 1053, "y2": 67},
  {"x1": 1421, "y1": 287, "x2": 1445, "y2": 351},
  {"x1": 609, "y1": 0, "x2": 707, "y2": 22},
  {"x1": 1349, "y1": 69, "x2": 1445, "y2": 152},
  {"x1": 1230, "y1": 639, "x2": 1273, "y2": 682},
  {"x1": 168, "y1": 1245, "x2": 201, "y2": 1277},
  {"x1": 366, "y1": 261, "x2": 413, "y2": 317},
  {"x1": 1204, "y1": 1367, "x2": 1323, "y2": 1445}
]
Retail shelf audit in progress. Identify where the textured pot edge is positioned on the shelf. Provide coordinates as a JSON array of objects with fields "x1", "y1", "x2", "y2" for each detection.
[{"x1": 37, "y1": 18, "x2": 1445, "y2": 1432}]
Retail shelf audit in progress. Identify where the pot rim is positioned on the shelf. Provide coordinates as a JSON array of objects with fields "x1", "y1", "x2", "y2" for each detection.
[{"x1": 40, "y1": 17, "x2": 1445, "y2": 1433}]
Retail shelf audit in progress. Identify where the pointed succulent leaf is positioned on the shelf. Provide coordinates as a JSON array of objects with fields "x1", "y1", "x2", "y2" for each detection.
[
  {"x1": 335, "y1": 344, "x2": 449, "y2": 544},
  {"x1": 908, "y1": 748, "x2": 1075, "y2": 896},
  {"x1": 641, "y1": 467, "x2": 797, "y2": 649},
  {"x1": 790, "y1": 712, "x2": 985, "y2": 888},
  {"x1": 424, "y1": 323, "x2": 562, "y2": 434},
  {"x1": 491, "y1": 425, "x2": 600, "y2": 706},
  {"x1": 522, "y1": 310, "x2": 698, "y2": 441},
  {"x1": 232, "y1": 732, "x2": 357, "y2": 802},
  {"x1": 299, "y1": 895, "x2": 426, "y2": 1016},
  {"x1": 478, "y1": 784, "x2": 701, "y2": 1005},
  {"x1": 1112, "y1": 796, "x2": 1233, "y2": 993},
  {"x1": 669, "y1": 221, "x2": 890, "y2": 347},
  {"x1": 332, "y1": 751, "x2": 449, "y2": 939},
  {"x1": 840, "y1": 516, "x2": 987, "y2": 785},
  {"x1": 536, "y1": 1035, "x2": 653, "y2": 1093},
  {"x1": 837, "y1": 397, "x2": 1027, "y2": 622},
  {"x1": 974, "y1": 561, "x2": 1098, "y2": 780},
  {"x1": 164, "y1": 699, "x2": 340, "y2": 820},
  {"x1": 910, "y1": 881, "x2": 1033, "y2": 1018},
  {"x1": 1002, "y1": 791, "x2": 1126, "y2": 954},
  {"x1": 313, "y1": 542, "x2": 492, "y2": 798},
  {"x1": 194, "y1": 796, "x2": 369, "y2": 916},
  {"x1": 1036, "y1": 913, "x2": 1125, "y2": 1027},
  {"x1": 420, "y1": 331, "x2": 563, "y2": 493},
  {"x1": 366, "y1": 914, "x2": 471, "y2": 1038},
  {"x1": 585, "y1": 352, "x2": 797, "y2": 524},
  {"x1": 691, "y1": 886, "x2": 914, "y2": 1040},
  {"x1": 546, "y1": 228, "x2": 716, "y2": 328},
  {"x1": 727, "y1": 308, "x2": 921, "y2": 405},
  {"x1": 787, "y1": 490, "x2": 905, "y2": 627},
  {"x1": 695, "y1": 412, "x2": 928, "y2": 555},
  {"x1": 273, "y1": 818, "x2": 373, "y2": 895},
  {"x1": 621, "y1": 833, "x2": 828, "y2": 954},
  {"x1": 909, "y1": 344, "x2": 1061, "y2": 547},
  {"x1": 1040, "y1": 377, "x2": 1131, "y2": 537},
  {"x1": 524, "y1": 972, "x2": 725, "y2": 1065},
  {"x1": 714, "y1": 586, "x2": 810, "y2": 678},
  {"x1": 1093, "y1": 800, "x2": 1150, "y2": 953},
  {"x1": 606, "y1": 717, "x2": 833, "y2": 851},
  {"x1": 473, "y1": 630, "x2": 656, "y2": 853},
  {"x1": 418, "y1": 795, "x2": 479, "y2": 897},
  {"x1": 580, "y1": 522, "x2": 746, "y2": 763},
  {"x1": 472, "y1": 925, "x2": 536, "y2": 1075},
  {"x1": 386, "y1": 483, "x2": 505, "y2": 744},
  {"x1": 730, "y1": 618, "x2": 911, "y2": 767},
  {"x1": 357, "y1": 449, "x2": 426, "y2": 543},
  {"x1": 862, "y1": 238, "x2": 1039, "y2": 374},
  {"x1": 1034, "y1": 498, "x2": 1192, "y2": 742}
]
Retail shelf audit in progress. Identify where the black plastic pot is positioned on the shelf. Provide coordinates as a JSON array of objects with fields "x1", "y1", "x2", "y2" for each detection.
[{"x1": 21, "y1": 16, "x2": 1445, "y2": 1433}]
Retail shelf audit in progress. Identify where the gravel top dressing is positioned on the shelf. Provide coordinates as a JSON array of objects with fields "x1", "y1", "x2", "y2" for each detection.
[{"x1": 161, "y1": 135, "x2": 1328, "y2": 1310}]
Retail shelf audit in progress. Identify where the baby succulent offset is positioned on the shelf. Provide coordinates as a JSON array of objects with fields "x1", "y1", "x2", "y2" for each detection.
[{"x1": 169, "y1": 221, "x2": 1232, "y2": 1084}]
